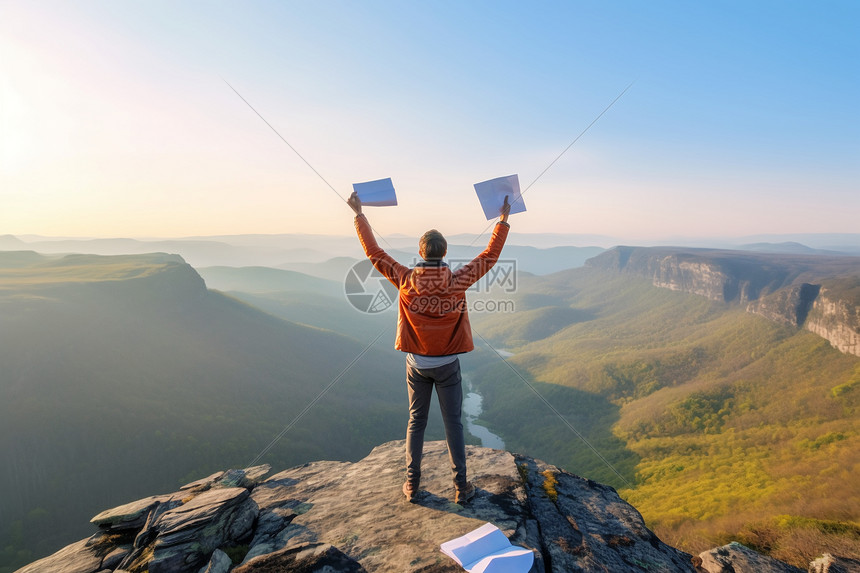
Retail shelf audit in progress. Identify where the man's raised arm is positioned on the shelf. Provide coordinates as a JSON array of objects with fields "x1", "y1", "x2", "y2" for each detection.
[
  {"x1": 349, "y1": 191, "x2": 407, "y2": 286},
  {"x1": 452, "y1": 196, "x2": 511, "y2": 289}
]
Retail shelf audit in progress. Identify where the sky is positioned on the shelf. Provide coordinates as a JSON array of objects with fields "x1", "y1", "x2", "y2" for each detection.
[{"x1": 1, "y1": 1, "x2": 858, "y2": 242}]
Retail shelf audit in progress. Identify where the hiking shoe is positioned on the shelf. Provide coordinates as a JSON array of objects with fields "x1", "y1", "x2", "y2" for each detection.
[
  {"x1": 403, "y1": 481, "x2": 418, "y2": 502},
  {"x1": 454, "y1": 482, "x2": 476, "y2": 504}
]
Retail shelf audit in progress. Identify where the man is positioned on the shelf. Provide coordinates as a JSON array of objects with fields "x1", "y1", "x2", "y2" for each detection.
[{"x1": 348, "y1": 191, "x2": 511, "y2": 504}]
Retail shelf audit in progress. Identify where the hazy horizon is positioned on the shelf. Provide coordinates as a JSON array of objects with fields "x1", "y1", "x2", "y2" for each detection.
[
  {"x1": 2, "y1": 1, "x2": 858, "y2": 239},
  {"x1": 7, "y1": 230, "x2": 860, "y2": 250}
]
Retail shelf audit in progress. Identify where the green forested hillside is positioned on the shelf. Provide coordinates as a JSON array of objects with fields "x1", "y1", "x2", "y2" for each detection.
[
  {"x1": 197, "y1": 265, "x2": 344, "y2": 296},
  {"x1": 470, "y1": 267, "x2": 860, "y2": 566},
  {"x1": 195, "y1": 265, "x2": 394, "y2": 339},
  {"x1": 0, "y1": 252, "x2": 408, "y2": 571}
]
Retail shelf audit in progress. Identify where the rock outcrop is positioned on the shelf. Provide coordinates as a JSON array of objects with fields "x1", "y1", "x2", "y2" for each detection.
[
  {"x1": 695, "y1": 542, "x2": 803, "y2": 573},
  {"x1": 586, "y1": 247, "x2": 794, "y2": 304},
  {"x1": 745, "y1": 283, "x2": 821, "y2": 327},
  {"x1": 809, "y1": 552, "x2": 860, "y2": 572},
  {"x1": 18, "y1": 441, "x2": 706, "y2": 573},
  {"x1": 586, "y1": 247, "x2": 860, "y2": 357}
]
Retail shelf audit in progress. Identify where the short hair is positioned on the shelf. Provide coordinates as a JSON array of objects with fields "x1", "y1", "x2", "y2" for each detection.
[{"x1": 419, "y1": 229, "x2": 447, "y2": 261}]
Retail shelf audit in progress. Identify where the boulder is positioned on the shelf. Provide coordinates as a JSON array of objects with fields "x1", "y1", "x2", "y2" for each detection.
[
  {"x1": 142, "y1": 487, "x2": 258, "y2": 573},
  {"x1": 234, "y1": 542, "x2": 365, "y2": 572},
  {"x1": 14, "y1": 532, "x2": 111, "y2": 573},
  {"x1": 242, "y1": 480, "x2": 304, "y2": 562},
  {"x1": 697, "y1": 542, "x2": 803, "y2": 573},
  {"x1": 516, "y1": 455, "x2": 696, "y2": 572},
  {"x1": 100, "y1": 546, "x2": 131, "y2": 570},
  {"x1": 90, "y1": 494, "x2": 180, "y2": 531},
  {"x1": 809, "y1": 553, "x2": 860, "y2": 573},
  {"x1": 180, "y1": 471, "x2": 226, "y2": 492},
  {"x1": 197, "y1": 548, "x2": 233, "y2": 573},
  {"x1": 180, "y1": 465, "x2": 271, "y2": 493},
  {"x1": 215, "y1": 464, "x2": 271, "y2": 489}
]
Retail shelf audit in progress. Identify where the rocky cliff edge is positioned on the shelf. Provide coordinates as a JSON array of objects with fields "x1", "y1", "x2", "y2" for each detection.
[
  {"x1": 18, "y1": 440, "x2": 714, "y2": 573},
  {"x1": 19, "y1": 440, "x2": 823, "y2": 573}
]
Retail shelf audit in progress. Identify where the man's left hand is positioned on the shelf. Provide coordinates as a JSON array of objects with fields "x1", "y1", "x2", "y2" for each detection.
[{"x1": 348, "y1": 191, "x2": 363, "y2": 216}]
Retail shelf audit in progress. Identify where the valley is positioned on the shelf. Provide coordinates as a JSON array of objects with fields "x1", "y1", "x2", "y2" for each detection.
[
  {"x1": 2, "y1": 240, "x2": 859, "y2": 570},
  {"x1": 469, "y1": 260, "x2": 860, "y2": 565},
  {"x1": 0, "y1": 252, "x2": 410, "y2": 571}
]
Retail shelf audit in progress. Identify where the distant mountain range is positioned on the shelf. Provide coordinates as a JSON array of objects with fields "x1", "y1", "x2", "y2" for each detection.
[
  {"x1": 738, "y1": 241, "x2": 848, "y2": 255},
  {"x1": 6, "y1": 231, "x2": 860, "y2": 253},
  {"x1": 0, "y1": 235, "x2": 605, "y2": 276}
]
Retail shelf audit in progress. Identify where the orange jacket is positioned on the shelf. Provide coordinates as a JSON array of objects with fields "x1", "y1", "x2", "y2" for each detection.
[{"x1": 354, "y1": 214, "x2": 510, "y2": 356}]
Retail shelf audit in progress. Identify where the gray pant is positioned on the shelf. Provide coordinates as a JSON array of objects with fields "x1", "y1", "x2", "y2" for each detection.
[{"x1": 405, "y1": 358, "x2": 467, "y2": 487}]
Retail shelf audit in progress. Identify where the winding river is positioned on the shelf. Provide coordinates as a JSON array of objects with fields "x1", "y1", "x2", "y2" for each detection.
[{"x1": 462, "y1": 374, "x2": 506, "y2": 450}]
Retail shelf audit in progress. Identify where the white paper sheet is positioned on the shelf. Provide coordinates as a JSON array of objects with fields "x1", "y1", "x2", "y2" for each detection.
[
  {"x1": 353, "y1": 177, "x2": 398, "y2": 206},
  {"x1": 441, "y1": 522, "x2": 534, "y2": 573},
  {"x1": 470, "y1": 548, "x2": 535, "y2": 573},
  {"x1": 473, "y1": 174, "x2": 527, "y2": 220}
]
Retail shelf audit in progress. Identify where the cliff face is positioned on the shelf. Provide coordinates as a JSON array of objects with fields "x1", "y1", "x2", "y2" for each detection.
[
  {"x1": 17, "y1": 440, "x2": 702, "y2": 573},
  {"x1": 805, "y1": 286, "x2": 860, "y2": 357},
  {"x1": 587, "y1": 247, "x2": 860, "y2": 357},
  {"x1": 587, "y1": 247, "x2": 802, "y2": 304}
]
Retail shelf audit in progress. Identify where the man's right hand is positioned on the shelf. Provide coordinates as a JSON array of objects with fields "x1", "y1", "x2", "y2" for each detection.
[{"x1": 348, "y1": 191, "x2": 363, "y2": 216}]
